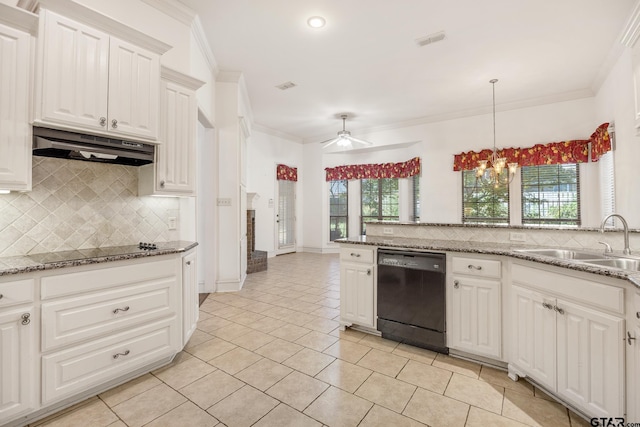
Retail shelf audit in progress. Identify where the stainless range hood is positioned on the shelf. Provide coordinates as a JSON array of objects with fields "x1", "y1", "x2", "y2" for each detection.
[{"x1": 33, "y1": 127, "x2": 155, "y2": 166}]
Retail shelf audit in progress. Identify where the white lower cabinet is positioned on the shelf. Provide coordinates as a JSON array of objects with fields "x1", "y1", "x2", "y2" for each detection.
[
  {"x1": 182, "y1": 250, "x2": 198, "y2": 346},
  {"x1": 449, "y1": 255, "x2": 502, "y2": 359},
  {"x1": 628, "y1": 294, "x2": 640, "y2": 421},
  {"x1": 450, "y1": 275, "x2": 502, "y2": 359},
  {"x1": 42, "y1": 317, "x2": 177, "y2": 404},
  {"x1": 339, "y1": 247, "x2": 375, "y2": 329},
  {"x1": 0, "y1": 306, "x2": 36, "y2": 421},
  {"x1": 509, "y1": 263, "x2": 625, "y2": 418}
]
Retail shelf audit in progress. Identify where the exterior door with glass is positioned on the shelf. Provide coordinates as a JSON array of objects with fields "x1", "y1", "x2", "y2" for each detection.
[{"x1": 276, "y1": 179, "x2": 296, "y2": 254}]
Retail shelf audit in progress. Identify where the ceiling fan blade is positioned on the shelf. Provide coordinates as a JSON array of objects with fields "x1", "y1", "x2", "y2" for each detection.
[
  {"x1": 348, "y1": 136, "x2": 374, "y2": 146},
  {"x1": 321, "y1": 138, "x2": 340, "y2": 148},
  {"x1": 319, "y1": 136, "x2": 338, "y2": 144}
]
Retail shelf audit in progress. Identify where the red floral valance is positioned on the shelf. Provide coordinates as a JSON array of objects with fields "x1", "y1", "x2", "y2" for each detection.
[
  {"x1": 325, "y1": 157, "x2": 421, "y2": 181},
  {"x1": 453, "y1": 140, "x2": 590, "y2": 171},
  {"x1": 590, "y1": 122, "x2": 611, "y2": 162},
  {"x1": 276, "y1": 164, "x2": 297, "y2": 181}
]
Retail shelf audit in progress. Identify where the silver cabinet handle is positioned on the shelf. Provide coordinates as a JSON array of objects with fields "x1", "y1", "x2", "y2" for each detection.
[
  {"x1": 113, "y1": 350, "x2": 130, "y2": 359},
  {"x1": 553, "y1": 305, "x2": 565, "y2": 315},
  {"x1": 637, "y1": 311, "x2": 640, "y2": 319},
  {"x1": 0, "y1": 293, "x2": 3, "y2": 299},
  {"x1": 542, "y1": 302, "x2": 553, "y2": 310},
  {"x1": 453, "y1": 280, "x2": 459, "y2": 289},
  {"x1": 468, "y1": 264, "x2": 482, "y2": 270},
  {"x1": 625, "y1": 331, "x2": 636, "y2": 345},
  {"x1": 99, "y1": 117, "x2": 106, "y2": 126},
  {"x1": 113, "y1": 306, "x2": 130, "y2": 314},
  {"x1": 160, "y1": 180, "x2": 165, "y2": 189},
  {"x1": 21, "y1": 313, "x2": 30, "y2": 325},
  {"x1": 186, "y1": 261, "x2": 191, "y2": 265},
  {"x1": 111, "y1": 119, "x2": 118, "y2": 129},
  {"x1": 350, "y1": 253, "x2": 361, "y2": 257},
  {"x1": 366, "y1": 269, "x2": 371, "y2": 276}
]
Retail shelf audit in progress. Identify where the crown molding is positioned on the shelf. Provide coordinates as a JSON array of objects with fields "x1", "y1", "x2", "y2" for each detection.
[
  {"x1": 252, "y1": 123, "x2": 303, "y2": 143},
  {"x1": 37, "y1": 0, "x2": 172, "y2": 54},
  {"x1": 216, "y1": 71, "x2": 243, "y2": 83},
  {"x1": 591, "y1": 37, "x2": 626, "y2": 94},
  {"x1": 191, "y1": 15, "x2": 218, "y2": 75},
  {"x1": 621, "y1": 0, "x2": 640, "y2": 47},
  {"x1": 304, "y1": 88, "x2": 595, "y2": 143},
  {"x1": 0, "y1": 3, "x2": 38, "y2": 34},
  {"x1": 161, "y1": 66, "x2": 205, "y2": 90},
  {"x1": 140, "y1": 0, "x2": 195, "y2": 26}
]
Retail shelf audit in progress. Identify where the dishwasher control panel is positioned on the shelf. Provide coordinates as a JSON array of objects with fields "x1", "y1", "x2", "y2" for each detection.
[{"x1": 378, "y1": 250, "x2": 445, "y2": 273}]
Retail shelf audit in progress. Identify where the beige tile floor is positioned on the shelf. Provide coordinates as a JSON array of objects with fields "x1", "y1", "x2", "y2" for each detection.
[{"x1": 31, "y1": 253, "x2": 590, "y2": 427}]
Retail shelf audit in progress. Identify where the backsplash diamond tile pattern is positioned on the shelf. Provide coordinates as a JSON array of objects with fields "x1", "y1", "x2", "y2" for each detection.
[
  {"x1": 366, "y1": 223, "x2": 640, "y2": 252},
  {"x1": 0, "y1": 157, "x2": 179, "y2": 257}
]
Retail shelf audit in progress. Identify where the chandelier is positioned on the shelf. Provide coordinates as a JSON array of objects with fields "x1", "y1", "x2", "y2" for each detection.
[{"x1": 475, "y1": 79, "x2": 518, "y2": 188}]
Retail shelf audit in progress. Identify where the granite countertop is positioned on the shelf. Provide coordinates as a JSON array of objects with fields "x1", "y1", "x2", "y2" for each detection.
[
  {"x1": 337, "y1": 235, "x2": 640, "y2": 287},
  {"x1": 0, "y1": 241, "x2": 198, "y2": 277},
  {"x1": 365, "y1": 221, "x2": 640, "y2": 233}
]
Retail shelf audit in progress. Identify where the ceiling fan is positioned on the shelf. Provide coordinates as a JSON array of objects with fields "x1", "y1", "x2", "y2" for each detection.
[{"x1": 320, "y1": 114, "x2": 374, "y2": 149}]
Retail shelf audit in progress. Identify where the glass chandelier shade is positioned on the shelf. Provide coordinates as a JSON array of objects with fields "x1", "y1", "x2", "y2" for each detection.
[{"x1": 475, "y1": 79, "x2": 518, "y2": 187}]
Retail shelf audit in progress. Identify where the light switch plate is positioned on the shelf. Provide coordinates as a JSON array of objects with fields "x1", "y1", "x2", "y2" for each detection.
[
  {"x1": 168, "y1": 217, "x2": 177, "y2": 230},
  {"x1": 383, "y1": 227, "x2": 394, "y2": 235}
]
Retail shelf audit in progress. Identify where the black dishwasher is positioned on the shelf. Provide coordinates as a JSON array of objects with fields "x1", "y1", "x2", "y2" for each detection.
[{"x1": 377, "y1": 249, "x2": 448, "y2": 354}]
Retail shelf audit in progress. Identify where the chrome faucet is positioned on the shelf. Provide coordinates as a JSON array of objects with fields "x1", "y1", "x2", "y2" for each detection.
[{"x1": 600, "y1": 213, "x2": 631, "y2": 255}]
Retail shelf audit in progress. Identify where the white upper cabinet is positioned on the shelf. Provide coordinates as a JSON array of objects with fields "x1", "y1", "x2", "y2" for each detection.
[
  {"x1": 139, "y1": 67, "x2": 204, "y2": 196},
  {"x1": 38, "y1": 10, "x2": 109, "y2": 132},
  {"x1": 0, "y1": 7, "x2": 37, "y2": 192},
  {"x1": 107, "y1": 37, "x2": 159, "y2": 140},
  {"x1": 35, "y1": 7, "x2": 170, "y2": 142}
]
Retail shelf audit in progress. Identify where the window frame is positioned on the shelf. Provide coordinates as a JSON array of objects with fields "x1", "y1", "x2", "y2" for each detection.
[
  {"x1": 520, "y1": 163, "x2": 581, "y2": 226},
  {"x1": 462, "y1": 169, "x2": 510, "y2": 224},
  {"x1": 328, "y1": 179, "x2": 348, "y2": 241},
  {"x1": 361, "y1": 178, "x2": 400, "y2": 234}
]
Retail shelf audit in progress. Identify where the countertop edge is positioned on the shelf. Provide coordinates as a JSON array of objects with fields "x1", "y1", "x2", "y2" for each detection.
[
  {"x1": 0, "y1": 242, "x2": 198, "y2": 277},
  {"x1": 336, "y1": 237, "x2": 640, "y2": 286}
]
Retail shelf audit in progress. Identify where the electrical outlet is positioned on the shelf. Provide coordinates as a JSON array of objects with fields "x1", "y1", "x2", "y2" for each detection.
[
  {"x1": 217, "y1": 198, "x2": 232, "y2": 206},
  {"x1": 168, "y1": 217, "x2": 177, "y2": 230},
  {"x1": 383, "y1": 227, "x2": 394, "y2": 235},
  {"x1": 510, "y1": 232, "x2": 526, "y2": 242}
]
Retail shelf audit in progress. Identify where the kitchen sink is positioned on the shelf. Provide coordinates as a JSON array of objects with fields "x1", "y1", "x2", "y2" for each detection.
[
  {"x1": 515, "y1": 249, "x2": 602, "y2": 260},
  {"x1": 581, "y1": 258, "x2": 640, "y2": 271}
]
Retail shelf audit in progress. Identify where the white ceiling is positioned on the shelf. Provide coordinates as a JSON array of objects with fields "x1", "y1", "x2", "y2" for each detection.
[{"x1": 178, "y1": 0, "x2": 637, "y2": 142}]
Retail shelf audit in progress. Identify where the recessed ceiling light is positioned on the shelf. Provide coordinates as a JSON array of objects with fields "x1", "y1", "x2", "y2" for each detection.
[{"x1": 307, "y1": 16, "x2": 326, "y2": 29}]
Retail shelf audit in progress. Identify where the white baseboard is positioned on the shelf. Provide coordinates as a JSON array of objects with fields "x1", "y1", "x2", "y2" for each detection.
[{"x1": 216, "y1": 279, "x2": 242, "y2": 292}]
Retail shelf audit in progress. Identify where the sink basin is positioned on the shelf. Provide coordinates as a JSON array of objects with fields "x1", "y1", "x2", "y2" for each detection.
[
  {"x1": 581, "y1": 258, "x2": 640, "y2": 271},
  {"x1": 515, "y1": 249, "x2": 602, "y2": 260}
]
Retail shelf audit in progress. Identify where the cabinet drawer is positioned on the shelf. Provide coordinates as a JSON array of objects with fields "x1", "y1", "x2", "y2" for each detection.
[
  {"x1": 41, "y1": 258, "x2": 177, "y2": 300},
  {"x1": 42, "y1": 317, "x2": 178, "y2": 405},
  {"x1": 41, "y1": 277, "x2": 178, "y2": 351},
  {"x1": 452, "y1": 256, "x2": 501, "y2": 279},
  {"x1": 634, "y1": 291, "x2": 640, "y2": 322},
  {"x1": 340, "y1": 247, "x2": 374, "y2": 264},
  {"x1": 0, "y1": 279, "x2": 34, "y2": 308}
]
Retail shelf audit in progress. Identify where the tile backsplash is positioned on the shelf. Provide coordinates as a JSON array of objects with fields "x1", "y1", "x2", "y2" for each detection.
[
  {"x1": 0, "y1": 157, "x2": 179, "y2": 257},
  {"x1": 365, "y1": 223, "x2": 640, "y2": 252}
]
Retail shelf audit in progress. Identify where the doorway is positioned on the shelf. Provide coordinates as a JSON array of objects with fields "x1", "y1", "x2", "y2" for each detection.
[{"x1": 276, "y1": 179, "x2": 296, "y2": 254}]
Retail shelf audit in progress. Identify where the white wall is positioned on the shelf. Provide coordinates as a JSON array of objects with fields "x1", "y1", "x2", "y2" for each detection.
[
  {"x1": 247, "y1": 129, "x2": 304, "y2": 256},
  {"x1": 594, "y1": 48, "x2": 640, "y2": 226},
  {"x1": 303, "y1": 97, "x2": 601, "y2": 252}
]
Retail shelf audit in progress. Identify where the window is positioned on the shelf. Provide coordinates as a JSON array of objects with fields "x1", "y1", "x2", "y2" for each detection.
[
  {"x1": 462, "y1": 170, "x2": 509, "y2": 224},
  {"x1": 521, "y1": 164, "x2": 580, "y2": 226},
  {"x1": 411, "y1": 174, "x2": 420, "y2": 221},
  {"x1": 329, "y1": 180, "x2": 348, "y2": 241},
  {"x1": 361, "y1": 178, "x2": 399, "y2": 234}
]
